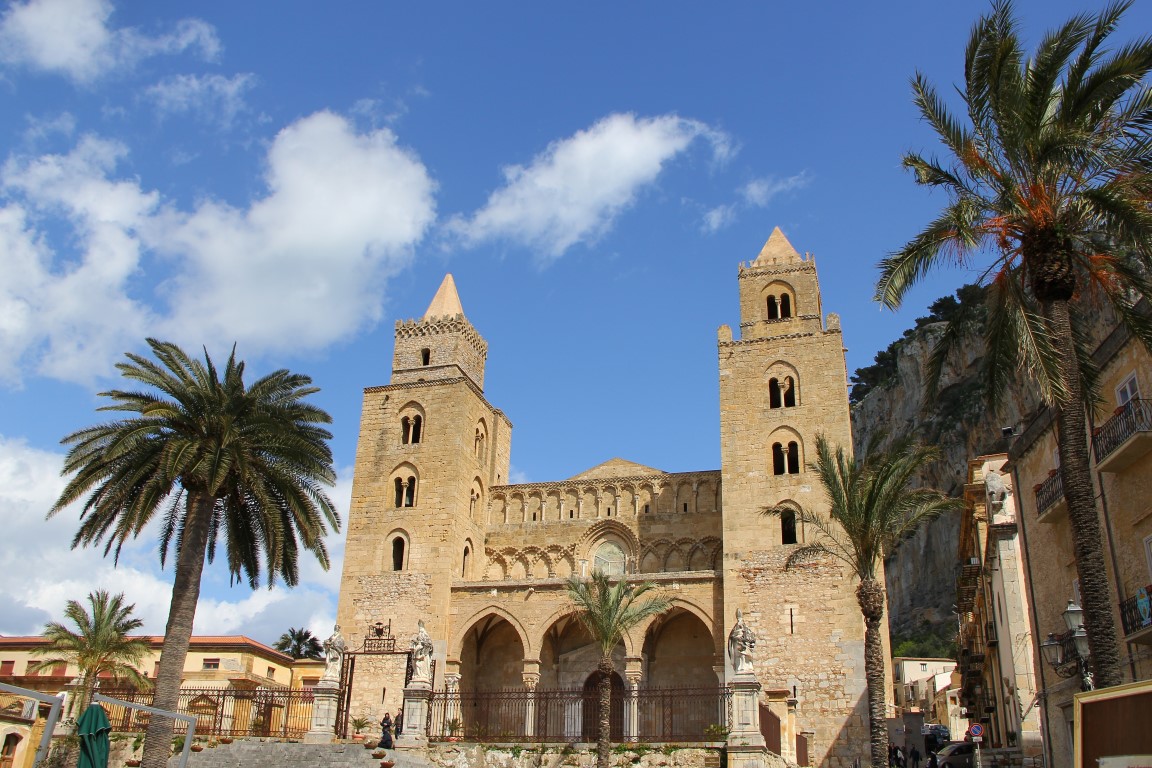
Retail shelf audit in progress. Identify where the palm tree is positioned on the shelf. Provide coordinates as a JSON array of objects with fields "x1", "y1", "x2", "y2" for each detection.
[
  {"x1": 565, "y1": 572, "x2": 670, "y2": 768},
  {"x1": 765, "y1": 434, "x2": 960, "y2": 768},
  {"x1": 48, "y1": 339, "x2": 339, "y2": 768},
  {"x1": 877, "y1": 0, "x2": 1152, "y2": 689},
  {"x1": 274, "y1": 627, "x2": 324, "y2": 660},
  {"x1": 30, "y1": 590, "x2": 152, "y2": 717}
]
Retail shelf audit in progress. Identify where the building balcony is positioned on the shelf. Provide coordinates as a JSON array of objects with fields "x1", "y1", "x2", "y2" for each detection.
[
  {"x1": 1034, "y1": 471, "x2": 1066, "y2": 523},
  {"x1": 985, "y1": 621, "x2": 998, "y2": 647},
  {"x1": 1119, "y1": 584, "x2": 1152, "y2": 644},
  {"x1": 1093, "y1": 399, "x2": 1152, "y2": 472}
]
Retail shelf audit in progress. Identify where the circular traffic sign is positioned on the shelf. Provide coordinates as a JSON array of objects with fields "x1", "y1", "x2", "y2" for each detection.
[{"x1": 970, "y1": 724, "x2": 984, "y2": 737}]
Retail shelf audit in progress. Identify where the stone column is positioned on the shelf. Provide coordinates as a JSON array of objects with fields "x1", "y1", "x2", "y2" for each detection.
[
  {"x1": 444, "y1": 673, "x2": 461, "y2": 739},
  {"x1": 303, "y1": 678, "x2": 339, "y2": 743},
  {"x1": 522, "y1": 671, "x2": 540, "y2": 738},
  {"x1": 624, "y1": 662, "x2": 643, "y2": 743}
]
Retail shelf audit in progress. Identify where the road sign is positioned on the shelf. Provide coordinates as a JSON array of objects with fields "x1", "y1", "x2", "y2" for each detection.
[
  {"x1": 970, "y1": 724, "x2": 984, "y2": 737},
  {"x1": 972, "y1": 737, "x2": 983, "y2": 743}
]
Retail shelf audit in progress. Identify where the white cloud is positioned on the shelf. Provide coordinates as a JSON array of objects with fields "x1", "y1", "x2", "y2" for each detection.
[
  {"x1": 702, "y1": 204, "x2": 736, "y2": 233},
  {"x1": 0, "y1": 111, "x2": 436, "y2": 383},
  {"x1": 154, "y1": 110, "x2": 436, "y2": 353},
  {"x1": 0, "y1": 0, "x2": 218, "y2": 84},
  {"x1": 144, "y1": 72, "x2": 256, "y2": 129},
  {"x1": 448, "y1": 113, "x2": 728, "y2": 262},
  {"x1": 0, "y1": 436, "x2": 351, "y2": 646},
  {"x1": 1, "y1": 136, "x2": 158, "y2": 383},
  {"x1": 742, "y1": 172, "x2": 810, "y2": 207}
]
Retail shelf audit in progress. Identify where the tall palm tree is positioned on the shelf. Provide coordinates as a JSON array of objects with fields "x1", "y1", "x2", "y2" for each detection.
[
  {"x1": 876, "y1": 0, "x2": 1152, "y2": 689},
  {"x1": 565, "y1": 572, "x2": 670, "y2": 768},
  {"x1": 766, "y1": 435, "x2": 960, "y2": 768},
  {"x1": 274, "y1": 627, "x2": 324, "y2": 660},
  {"x1": 49, "y1": 339, "x2": 339, "y2": 768},
  {"x1": 30, "y1": 590, "x2": 152, "y2": 717}
]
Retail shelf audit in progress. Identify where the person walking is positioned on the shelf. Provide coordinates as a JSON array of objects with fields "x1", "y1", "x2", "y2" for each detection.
[
  {"x1": 379, "y1": 712, "x2": 393, "y2": 749},
  {"x1": 394, "y1": 707, "x2": 403, "y2": 738},
  {"x1": 910, "y1": 745, "x2": 921, "y2": 768}
]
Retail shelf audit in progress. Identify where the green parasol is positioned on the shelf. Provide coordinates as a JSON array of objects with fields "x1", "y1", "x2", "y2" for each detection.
[{"x1": 76, "y1": 703, "x2": 112, "y2": 768}]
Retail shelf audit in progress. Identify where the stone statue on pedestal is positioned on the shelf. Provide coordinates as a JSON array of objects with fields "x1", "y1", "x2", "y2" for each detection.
[
  {"x1": 410, "y1": 620, "x2": 434, "y2": 684},
  {"x1": 322, "y1": 625, "x2": 346, "y2": 681},
  {"x1": 728, "y1": 610, "x2": 756, "y2": 675}
]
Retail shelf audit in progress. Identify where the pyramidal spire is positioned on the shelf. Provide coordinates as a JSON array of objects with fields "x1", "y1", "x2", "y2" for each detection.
[
  {"x1": 754, "y1": 227, "x2": 802, "y2": 265},
  {"x1": 423, "y1": 273, "x2": 465, "y2": 319}
]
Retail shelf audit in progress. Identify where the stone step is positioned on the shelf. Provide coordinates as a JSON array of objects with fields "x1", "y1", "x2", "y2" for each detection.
[{"x1": 167, "y1": 741, "x2": 431, "y2": 768}]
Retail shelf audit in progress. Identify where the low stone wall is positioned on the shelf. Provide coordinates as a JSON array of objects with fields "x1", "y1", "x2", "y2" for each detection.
[{"x1": 424, "y1": 744, "x2": 795, "y2": 768}]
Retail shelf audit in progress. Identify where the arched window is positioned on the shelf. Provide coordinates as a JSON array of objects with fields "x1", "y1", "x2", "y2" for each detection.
[
  {"x1": 781, "y1": 508, "x2": 798, "y2": 544},
  {"x1": 420, "y1": 348, "x2": 431, "y2": 366},
  {"x1": 401, "y1": 412, "x2": 424, "y2": 444},
  {"x1": 593, "y1": 542, "x2": 627, "y2": 576},
  {"x1": 401, "y1": 416, "x2": 411, "y2": 444},
  {"x1": 462, "y1": 545, "x2": 471, "y2": 578},
  {"x1": 769, "y1": 378, "x2": 782, "y2": 409},
  {"x1": 410, "y1": 415, "x2": 422, "y2": 443},
  {"x1": 766, "y1": 295, "x2": 779, "y2": 320},
  {"x1": 394, "y1": 476, "x2": 417, "y2": 507},
  {"x1": 780, "y1": 294, "x2": 792, "y2": 318},
  {"x1": 392, "y1": 537, "x2": 406, "y2": 571},
  {"x1": 474, "y1": 427, "x2": 486, "y2": 461},
  {"x1": 772, "y1": 442, "x2": 801, "y2": 475}
]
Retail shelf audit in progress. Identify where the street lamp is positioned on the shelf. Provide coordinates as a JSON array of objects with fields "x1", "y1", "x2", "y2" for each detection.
[{"x1": 1040, "y1": 600, "x2": 1094, "y2": 690}]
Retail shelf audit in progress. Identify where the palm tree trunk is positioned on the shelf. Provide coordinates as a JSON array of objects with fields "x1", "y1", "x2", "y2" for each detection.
[
  {"x1": 597, "y1": 655, "x2": 613, "y2": 768},
  {"x1": 1045, "y1": 299, "x2": 1124, "y2": 688},
  {"x1": 140, "y1": 492, "x2": 213, "y2": 768},
  {"x1": 857, "y1": 578, "x2": 889, "y2": 768}
]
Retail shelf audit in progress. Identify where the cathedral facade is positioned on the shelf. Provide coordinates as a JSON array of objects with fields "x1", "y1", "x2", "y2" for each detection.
[{"x1": 334, "y1": 230, "x2": 879, "y2": 767}]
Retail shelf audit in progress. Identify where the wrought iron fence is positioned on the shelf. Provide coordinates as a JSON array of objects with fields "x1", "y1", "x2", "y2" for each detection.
[
  {"x1": 1093, "y1": 399, "x2": 1152, "y2": 464},
  {"x1": 98, "y1": 687, "x2": 314, "y2": 739},
  {"x1": 1034, "y1": 471, "x2": 1063, "y2": 517},
  {"x1": 427, "y1": 686, "x2": 730, "y2": 743}
]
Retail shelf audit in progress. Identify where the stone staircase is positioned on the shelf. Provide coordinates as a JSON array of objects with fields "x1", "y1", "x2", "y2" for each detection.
[{"x1": 168, "y1": 741, "x2": 433, "y2": 768}]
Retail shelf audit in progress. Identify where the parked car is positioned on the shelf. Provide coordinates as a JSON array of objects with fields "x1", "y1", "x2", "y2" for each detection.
[{"x1": 936, "y1": 742, "x2": 975, "y2": 768}]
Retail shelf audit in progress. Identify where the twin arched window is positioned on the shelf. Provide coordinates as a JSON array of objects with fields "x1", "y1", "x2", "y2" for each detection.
[
  {"x1": 769, "y1": 377, "x2": 797, "y2": 408},
  {"x1": 772, "y1": 441, "x2": 801, "y2": 475},
  {"x1": 394, "y1": 476, "x2": 417, "y2": 507},
  {"x1": 401, "y1": 415, "x2": 423, "y2": 444},
  {"x1": 766, "y1": 293, "x2": 793, "y2": 320},
  {"x1": 474, "y1": 425, "x2": 487, "y2": 461},
  {"x1": 593, "y1": 542, "x2": 627, "y2": 576}
]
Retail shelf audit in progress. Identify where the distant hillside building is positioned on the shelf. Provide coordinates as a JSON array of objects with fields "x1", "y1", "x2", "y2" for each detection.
[{"x1": 334, "y1": 230, "x2": 887, "y2": 767}]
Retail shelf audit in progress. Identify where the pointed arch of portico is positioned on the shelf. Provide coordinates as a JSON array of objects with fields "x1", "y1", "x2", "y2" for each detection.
[
  {"x1": 632, "y1": 595, "x2": 717, "y2": 653},
  {"x1": 533, "y1": 604, "x2": 644, "y2": 658},
  {"x1": 450, "y1": 605, "x2": 534, "y2": 661}
]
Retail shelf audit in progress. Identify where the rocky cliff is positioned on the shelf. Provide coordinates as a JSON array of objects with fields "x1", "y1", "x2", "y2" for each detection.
[{"x1": 850, "y1": 322, "x2": 1038, "y2": 639}]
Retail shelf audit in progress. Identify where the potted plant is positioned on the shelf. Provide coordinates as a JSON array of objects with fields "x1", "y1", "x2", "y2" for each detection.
[
  {"x1": 190, "y1": 742, "x2": 204, "y2": 753},
  {"x1": 380, "y1": 760, "x2": 395, "y2": 768},
  {"x1": 351, "y1": 716, "x2": 372, "y2": 741},
  {"x1": 219, "y1": 737, "x2": 233, "y2": 744},
  {"x1": 125, "y1": 761, "x2": 141, "y2": 767}
]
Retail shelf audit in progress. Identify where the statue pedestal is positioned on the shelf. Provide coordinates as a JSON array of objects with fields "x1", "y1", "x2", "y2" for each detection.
[
  {"x1": 303, "y1": 678, "x2": 339, "y2": 744},
  {"x1": 727, "y1": 673, "x2": 768, "y2": 768},
  {"x1": 396, "y1": 680, "x2": 432, "y2": 749}
]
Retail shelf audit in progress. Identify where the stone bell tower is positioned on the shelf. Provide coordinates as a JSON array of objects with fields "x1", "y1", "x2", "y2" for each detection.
[
  {"x1": 716, "y1": 229, "x2": 869, "y2": 760},
  {"x1": 335, "y1": 274, "x2": 512, "y2": 661}
]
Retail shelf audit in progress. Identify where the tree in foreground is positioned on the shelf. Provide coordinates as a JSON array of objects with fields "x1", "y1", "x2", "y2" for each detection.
[
  {"x1": 274, "y1": 627, "x2": 324, "y2": 660},
  {"x1": 565, "y1": 572, "x2": 670, "y2": 768},
  {"x1": 49, "y1": 339, "x2": 339, "y2": 768},
  {"x1": 877, "y1": 0, "x2": 1152, "y2": 688},
  {"x1": 30, "y1": 590, "x2": 152, "y2": 717},
  {"x1": 765, "y1": 435, "x2": 960, "y2": 768}
]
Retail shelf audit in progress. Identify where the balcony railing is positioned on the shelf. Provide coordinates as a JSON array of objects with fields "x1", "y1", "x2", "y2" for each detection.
[
  {"x1": 1034, "y1": 471, "x2": 1065, "y2": 521},
  {"x1": 1119, "y1": 584, "x2": 1152, "y2": 641},
  {"x1": 985, "y1": 621, "x2": 998, "y2": 646},
  {"x1": 1093, "y1": 399, "x2": 1152, "y2": 472}
]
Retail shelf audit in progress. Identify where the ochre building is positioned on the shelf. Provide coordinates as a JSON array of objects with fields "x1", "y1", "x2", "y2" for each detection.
[{"x1": 334, "y1": 230, "x2": 882, "y2": 767}]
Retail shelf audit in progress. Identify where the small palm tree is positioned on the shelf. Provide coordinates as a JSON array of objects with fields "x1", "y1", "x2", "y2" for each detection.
[
  {"x1": 765, "y1": 434, "x2": 960, "y2": 768},
  {"x1": 877, "y1": 0, "x2": 1152, "y2": 688},
  {"x1": 565, "y1": 572, "x2": 670, "y2": 768},
  {"x1": 31, "y1": 590, "x2": 152, "y2": 716},
  {"x1": 49, "y1": 339, "x2": 339, "y2": 768},
  {"x1": 274, "y1": 627, "x2": 324, "y2": 660}
]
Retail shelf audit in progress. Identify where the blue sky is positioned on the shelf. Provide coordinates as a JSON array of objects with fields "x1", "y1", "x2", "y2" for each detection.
[{"x1": 2, "y1": 0, "x2": 1148, "y2": 646}]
